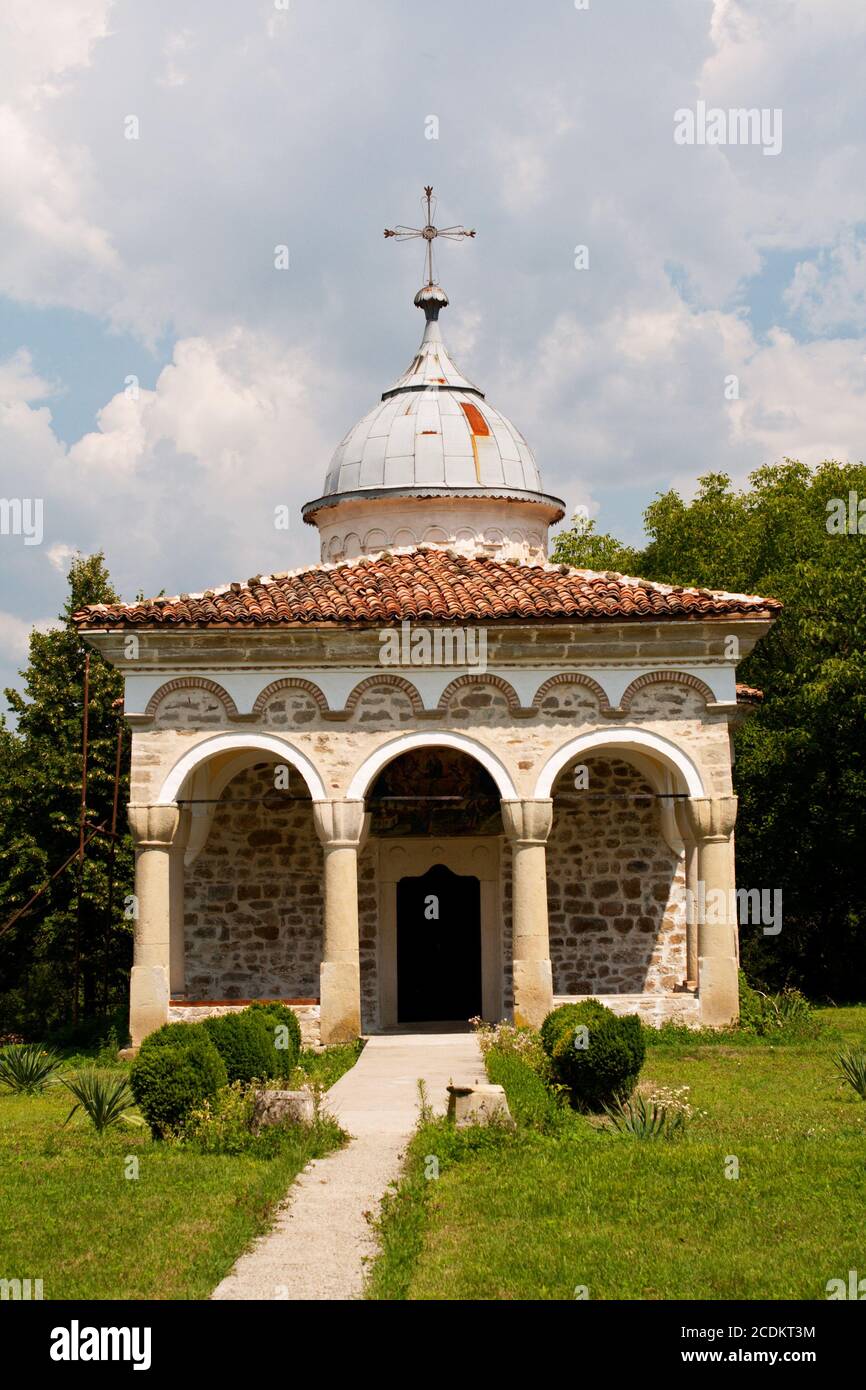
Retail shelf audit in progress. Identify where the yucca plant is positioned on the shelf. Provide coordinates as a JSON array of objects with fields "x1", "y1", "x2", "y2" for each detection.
[
  {"x1": 603, "y1": 1092, "x2": 685, "y2": 1140},
  {"x1": 62, "y1": 1071, "x2": 144, "y2": 1134},
  {"x1": 0, "y1": 1044, "x2": 62, "y2": 1094},
  {"x1": 834, "y1": 1047, "x2": 866, "y2": 1100}
]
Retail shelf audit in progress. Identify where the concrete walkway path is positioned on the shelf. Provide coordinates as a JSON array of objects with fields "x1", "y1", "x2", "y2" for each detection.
[{"x1": 211, "y1": 1030, "x2": 484, "y2": 1301}]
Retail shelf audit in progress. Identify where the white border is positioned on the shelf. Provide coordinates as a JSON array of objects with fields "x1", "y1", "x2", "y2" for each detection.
[
  {"x1": 533, "y1": 728, "x2": 706, "y2": 799},
  {"x1": 156, "y1": 732, "x2": 328, "y2": 803}
]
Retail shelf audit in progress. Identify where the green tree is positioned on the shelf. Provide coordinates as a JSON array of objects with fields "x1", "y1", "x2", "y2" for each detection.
[
  {"x1": 552, "y1": 514, "x2": 642, "y2": 574},
  {"x1": 0, "y1": 554, "x2": 133, "y2": 1038},
  {"x1": 552, "y1": 460, "x2": 866, "y2": 998}
]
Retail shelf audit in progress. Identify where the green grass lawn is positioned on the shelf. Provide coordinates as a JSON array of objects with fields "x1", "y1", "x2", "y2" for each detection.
[
  {"x1": 0, "y1": 1044, "x2": 360, "y2": 1301},
  {"x1": 368, "y1": 1006, "x2": 866, "y2": 1301}
]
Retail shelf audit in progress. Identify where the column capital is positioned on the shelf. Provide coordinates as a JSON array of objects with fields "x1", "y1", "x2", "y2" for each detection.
[
  {"x1": 128, "y1": 804, "x2": 181, "y2": 848},
  {"x1": 500, "y1": 798, "x2": 553, "y2": 846},
  {"x1": 681, "y1": 795, "x2": 737, "y2": 844},
  {"x1": 313, "y1": 799, "x2": 369, "y2": 849}
]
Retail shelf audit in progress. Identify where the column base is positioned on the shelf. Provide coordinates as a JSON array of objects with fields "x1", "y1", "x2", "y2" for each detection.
[
  {"x1": 698, "y1": 956, "x2": 739, "y2": 1027},
  {"x1": 319, "y1": 961, "x2": 361, "y2": 1044},
  {"x1": 513, "y1": 958, "x2": 553, "y2": 1031},
  {"x1": 129, "y1": 964, "x2": 170, "y2": 1049}
]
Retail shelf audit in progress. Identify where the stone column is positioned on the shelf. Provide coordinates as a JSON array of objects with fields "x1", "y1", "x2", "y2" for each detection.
[
  {"x1": 128, "y1": 804, "x2": 181, "y2": 1049},
  {"x1": 313, "y1": 800, "x2": 369, "y2": 1045},
  {"x1": 501, "y1": 799, "x2": 554, "y2": 1030},
  {"x1": 673, "y1": 799, "x2": 699, "y2": 988},
  {"x1": 682, "y1": 795, "x2": 739, "y2": 1027},
  {"x1": 169, "y1": 808, "x2": 192, "y2": 996}
]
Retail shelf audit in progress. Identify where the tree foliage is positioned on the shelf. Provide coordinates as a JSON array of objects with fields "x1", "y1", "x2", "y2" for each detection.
[
  {"x1": 0, "y1": 554, "x2": 133, "y2": 1038},
  {"x1": 553, "y1": 460, "x2": 866, "y2": 999}
]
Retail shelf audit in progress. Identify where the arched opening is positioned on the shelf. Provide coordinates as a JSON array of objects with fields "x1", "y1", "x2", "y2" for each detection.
[
  {"x1": 367, "y1": 746, "x2": 504, "y2": 1030},
  {"x1": 367, "y1": 745, "x2": 502, "y2": 837},
  {"x1": 182, "y1": 760, "x2": 320, "y2": 1004},
  {"x1": 154, "y1": 738, "x2": 324, "y2": 1019},
  {"x1": 545, "y1": 749, "x2": 688, "y2": 999}
]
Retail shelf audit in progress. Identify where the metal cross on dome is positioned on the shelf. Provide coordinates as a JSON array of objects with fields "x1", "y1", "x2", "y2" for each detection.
[{"x1": 384, "y1": 186, "x2": 476, "y2": 288}]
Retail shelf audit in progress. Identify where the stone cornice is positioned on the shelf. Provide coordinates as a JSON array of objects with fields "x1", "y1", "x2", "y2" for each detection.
[{"x1": 82, "y1": 618, "x2": 774, "y2": 672}]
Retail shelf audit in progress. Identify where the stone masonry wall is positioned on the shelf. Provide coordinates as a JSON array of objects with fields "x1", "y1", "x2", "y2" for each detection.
[
  {"x1": 183, "y1": 764, "x2": 322, "y2": 999},
  {"x1": 136, "y1": 671, "x2": 726, "y2": 1021},
  {"x1": 546, "y1": 756, "x2": 686, "y2": 995},
  {"x1": 130, "y1": 676, "x2": 735, "y2": 805}
]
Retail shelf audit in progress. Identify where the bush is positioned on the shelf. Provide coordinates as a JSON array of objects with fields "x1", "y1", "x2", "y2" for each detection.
[
  {"x1": 131, "y1": 1034, "x2": 227, "y2": 1138},
  {"x1": 245, "y1": 1003, "x2": 301, "y2": 1077},
  {"x1": 473, "y1": 1020, "x2": 550, "y2": 1078},
  {"x1": 137, "y1": 1021, "x2": 209, "y2": 1051},
  {"x1": 62, "y1": 1071, "x2": 140, "y2": 1134},
  {"x1": 202, "y1": 1011, "x2": 277, "y2": 1084},
  {"x1": 0, "y1": 1043, "x2": 62, "y2": 1094},
  {"x1": 182, "y1": 1081, "x2": 257, "y2": 1154},
  {"x1": 543, "y1": 1001, "x2": 645, "y2": 1111},
  {"x1": 737, "y1": 970, "x2": 821, "y2": 1039},
  {"x1": 834, "y1": 1047, "x2": 866, "y2": 1100},
  {"x1": 603, "y1": 1092, "x2": 685, "y2": 1140},
  {"x1": 539, "y1": 1000, "x2": 609, "y2": 1058},
  {"x1": 485, "y1": 1049, "x2": 565, "y2": 1133}
]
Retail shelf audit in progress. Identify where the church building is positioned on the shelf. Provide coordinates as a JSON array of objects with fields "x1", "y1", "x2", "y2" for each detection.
[{"x1": 75, "y1": 199, "x2": 780, "y2": 1049}]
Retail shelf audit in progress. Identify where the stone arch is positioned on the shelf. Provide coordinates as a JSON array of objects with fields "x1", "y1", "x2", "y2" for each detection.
[
  {"x1": 145, "y1": 677, "x2": 239, "y2": 722},
  {"x1": 393, "y1": 528, "x2": 418, "y2": 549},
  {"x1": 532, "y1": 673, "x2": 612, "y2": 716},
  {"x1": 363, "y1": 528, "x2": 389, "y2": 553},
  {"x1": 157, "y1": 732, "x2": 327, "y2": 804},
  {"x1": 437, "y1": 673, "x2": 521, "y2": 717},
  {"x1": 346, "y1": 730, "x2": 519, "y2": 802},
  {"x1": 534, "y1": 728, "x2": 706, "y2": 800},
  {"x1": 252, "y1": 678, "x2": 329, "y2": 718},
  {"x1": 620, "y1": 671, "x2": 716, "y2": 714},
  {"x1": 344, "y1": 674, "x2": 424, "y2": 719}
]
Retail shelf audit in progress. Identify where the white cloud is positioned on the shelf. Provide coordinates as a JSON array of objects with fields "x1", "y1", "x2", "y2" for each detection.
[
  {"x1": 0, "y1": 1, "x2": 124, "y2": 326},
  {"x1": 0, "y1": 348, "x2": 56, "y2": 404},
  {"x1": 785, "y1": 234, "x2": 866, "y2": 334},
  {"x1": 0, "y1": 330, "x2": 333, "y2": 622},
  {"x1": 0, "y1": 610, "x2": 56, "y2": 663},
  {"x1": 0, "y1": 0, "x2": 113, "y2": 105},
  {"x1": 46, "y1": 542, "x2": 79, "y2": 574},
  {"x1": 1, "y1": 0, "x2": 866, "y2": 698}
]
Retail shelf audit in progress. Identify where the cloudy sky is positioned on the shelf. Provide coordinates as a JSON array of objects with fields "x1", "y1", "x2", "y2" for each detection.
[{"x1": 1, "y1": 0, "x2": 865, "y2": 709}]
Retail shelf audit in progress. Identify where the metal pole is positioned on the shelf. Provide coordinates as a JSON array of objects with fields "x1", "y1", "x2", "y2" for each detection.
[
  {"x1": 102, "y1": 700, "x2": 124, "y2": 1013},
  {"x1": 72, "y1": 651, "x2": 90, "y2": 1025}
]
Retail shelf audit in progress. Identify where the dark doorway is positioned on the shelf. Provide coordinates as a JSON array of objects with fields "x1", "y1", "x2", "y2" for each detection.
[{"x1": 396, "y1": 864, "x2": 482, "y2": 1023}]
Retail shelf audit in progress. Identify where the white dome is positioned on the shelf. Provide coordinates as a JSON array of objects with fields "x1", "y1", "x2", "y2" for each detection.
[
  {"x1": 303, "y1": 283, "x2": 564, "y2": 563},
  {"x1": 321, "y1": 302, "x2": 542, "y2": 496}
]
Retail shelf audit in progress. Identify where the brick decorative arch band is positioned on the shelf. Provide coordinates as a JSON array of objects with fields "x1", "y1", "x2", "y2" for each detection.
[
  {"x1": 344, "y1": 674, "x2": 424, "y2": 717},
  {"x1": 532, "y1": 672, "x2": 612, "y2": 714},
  {"x1": 436, "y1": 673, "x2": 521, "y2": 714},
  {"x1": 145, "y1": 678, "x2": 239, "y2": 720},
  {"x1": 620, "y1": 671, "x2": 716, "y2": 713},
  {"x1": 252, "y1": 678, "x2": 329, "y2": 716}
]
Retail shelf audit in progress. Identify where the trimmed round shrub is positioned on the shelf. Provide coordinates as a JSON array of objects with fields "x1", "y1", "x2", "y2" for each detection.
[
  {"x1": 245, "y1": 1004, "x2": 301, "y2": 1077},
  {"x1": 131, "y1": 1034, "x2": 227, "y2": 1138},
  {"x1": 137, "y1": 1021, "x2": 211, "y2": 1052},
  {"x1": 544, "y1": 1001, "x2": 645, "y2": 1111},
  {"x1": 540, "y1": 1000, "x2": 610, "y2": 1058},
  {"x1": 201, "y1": 1011, "x2": 277, "y2": 1084}
]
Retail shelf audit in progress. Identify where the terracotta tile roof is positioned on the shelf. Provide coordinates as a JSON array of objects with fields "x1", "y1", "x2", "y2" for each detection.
[
  {"x1": 735, "y1": 683, "x2": 764, "y2": 704},
  {"x1": 73, "y1": 549, "x2": 782, "y2": 630}
]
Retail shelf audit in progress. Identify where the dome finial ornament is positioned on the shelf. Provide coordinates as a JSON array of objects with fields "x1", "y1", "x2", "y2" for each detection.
[{"x1": 384, "y1": 185, "x2": 476, "y2": 316}]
